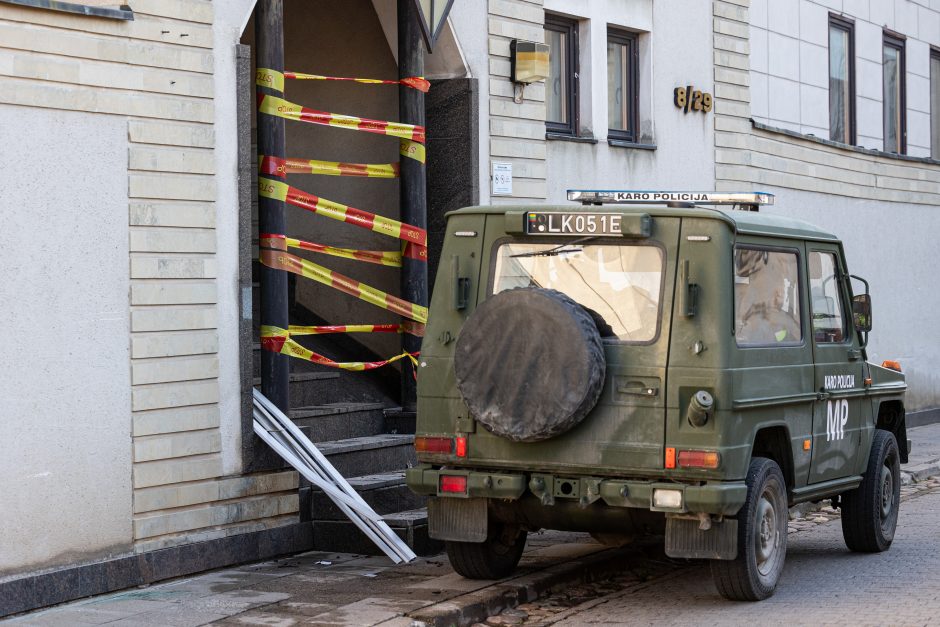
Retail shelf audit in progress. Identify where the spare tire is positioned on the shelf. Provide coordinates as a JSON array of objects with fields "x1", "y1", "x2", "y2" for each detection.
[{"x1": 454, "y1": 288, "x2": 606, "y2": 442}]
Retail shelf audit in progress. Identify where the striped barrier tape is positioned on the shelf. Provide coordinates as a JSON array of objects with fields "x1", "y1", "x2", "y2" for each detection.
[
  {"x1": 260, "y1": 155, "x2": 400, "y2": 179},
  {"x1": 260, "y1": 248, "x2": 428, "y2": 324},
  {"x1": 288, "y1": 321, "x2": 425, "y2": 337},
  {"x1": 261, "y1": 233, "x2": 402, "y2": 268},
  {"x1": 287, "y1": 237, "x2": 402, "y2": 267},
  {"x1": 401, "y1": 241, "x2": 429, "y2": 263},
  {"x1": 258, "y1": 177, "x2": 428, "y2": 248},
  {"x1": 261, "y1": 326, "x2": 418, "y2": 372},
  {"x1": 256, "y1": 68, "x2": 430, "y2": 93},
  {"x1": 258, "y1": 94, "x2": 426, "y2": 143},
  {"x1": 399, "y1": 139, "x2": 426, "y2": 164}
]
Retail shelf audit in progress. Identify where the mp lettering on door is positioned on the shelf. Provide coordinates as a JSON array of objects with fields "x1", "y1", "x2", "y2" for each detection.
[{"x1": 827, "y1": 399, "x2": 849, "y2": 441}]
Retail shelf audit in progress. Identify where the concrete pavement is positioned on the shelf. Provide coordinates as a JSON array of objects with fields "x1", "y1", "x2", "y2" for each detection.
[
  {"x1": 901, "y1": 421, "x2": 940, "y2": 482},
  {"x1": 5, "y1": 423, "x2": 940, "y2": 627}
]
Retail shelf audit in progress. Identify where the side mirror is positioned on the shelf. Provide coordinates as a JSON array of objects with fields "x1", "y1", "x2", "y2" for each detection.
[{"x1": 852, "y1": 294, "x2": 872, "y2": 333}]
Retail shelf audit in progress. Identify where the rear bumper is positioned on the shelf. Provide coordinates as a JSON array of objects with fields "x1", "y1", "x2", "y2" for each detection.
[{"x1": 406, "y1": 465, "x2": 747, "y2": 516}]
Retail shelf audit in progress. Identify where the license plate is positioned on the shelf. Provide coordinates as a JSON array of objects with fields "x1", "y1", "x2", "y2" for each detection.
[{"x1": 526, "y1": 212, "x2": 622, "y2": 236}]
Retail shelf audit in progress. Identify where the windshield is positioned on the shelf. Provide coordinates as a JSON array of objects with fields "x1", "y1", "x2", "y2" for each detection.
[{"x1": 492, "y1": 242, "x2": 664, "y2": 342}]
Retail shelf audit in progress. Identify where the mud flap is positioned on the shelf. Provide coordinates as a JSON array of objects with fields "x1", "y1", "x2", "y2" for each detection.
[
  {"x1": 428, "y1": 497, "x2": 488, "y2": 542},
  {"x1": 664, "y1": 517, "x2": 738, "y2": 560}
]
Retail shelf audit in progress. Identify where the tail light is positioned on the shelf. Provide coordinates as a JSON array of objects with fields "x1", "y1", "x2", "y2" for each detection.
[
  {"x1": 415, "y1": 436, "x2": 453, "y2": 454},
  {"x1": 439, "y1": 475, "x2": 467, "y2": 494},
  {"x1": 455, "y1": 436, "x2": 468, "y2": 457},
  {"x1": 677, "y1": 449, "x2": 720, "y2": 469}
]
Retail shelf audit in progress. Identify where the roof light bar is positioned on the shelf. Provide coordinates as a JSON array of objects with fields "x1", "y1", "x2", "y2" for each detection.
[{"x1": 567, "y1": 190, "x2": 775, "y2": 207}]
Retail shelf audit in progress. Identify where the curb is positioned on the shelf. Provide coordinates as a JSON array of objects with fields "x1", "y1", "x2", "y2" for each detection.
[
  {"x1": 406, "y1": 543, "x2": 651, "y2": 627},
  {"x1": 901, "y1": 460, "x2": 940, "y2": 484}
]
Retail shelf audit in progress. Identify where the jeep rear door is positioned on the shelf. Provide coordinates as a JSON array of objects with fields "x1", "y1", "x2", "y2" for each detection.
[{"x1": 461, "y1": 213, "x2": 681, "y2": 476}]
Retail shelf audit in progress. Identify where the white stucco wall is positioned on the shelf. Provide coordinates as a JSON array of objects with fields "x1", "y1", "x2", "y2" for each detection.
[
  {"x1": 0, "y1": 107, "x2": 132, "y2": 574},
  {"x1": 750, "y1": 0, "x2": 940, "y2": 156},
  {"x1": 541, "y1": 0, "x2": 716, "y2": 201}
]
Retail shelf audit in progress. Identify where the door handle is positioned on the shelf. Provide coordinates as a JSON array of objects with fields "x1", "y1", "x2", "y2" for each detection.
[
  {"x1": 817, "y1": 390, "x2": 831, "y2": 401},
  {"x1": 847, "y1": 349, "x2": 862, "y2": 361},
  {"x1": 617, "y1": 383, "x2": 659, "y2": 397}
]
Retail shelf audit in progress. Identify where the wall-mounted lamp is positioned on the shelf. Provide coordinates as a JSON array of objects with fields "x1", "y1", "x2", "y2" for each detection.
[{"x1": 510, "y1": 39, "x2": 550, "y2": 103}]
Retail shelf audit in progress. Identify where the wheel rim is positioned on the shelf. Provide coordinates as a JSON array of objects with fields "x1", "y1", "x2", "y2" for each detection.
[
  {"x1": 754, "y1": 493, "x2": 780, "y2": 576},
  {"x1": 880, "y1": 464, "x2": 894, "y2": 520}
]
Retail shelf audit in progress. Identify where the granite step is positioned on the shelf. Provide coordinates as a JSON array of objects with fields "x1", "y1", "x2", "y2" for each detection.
[
  {"x1": 312, "y1": 507, "x2": 442, "y2": 557},
  {"x1": 311, "y1": 470, "x2": 426, "y2": 521},
  {"x1": 290, "y1": 402, "x2": 391, "y2": 443},
  {"x1": 316, "y1": 433, "x2": 416, "y2": 478}
]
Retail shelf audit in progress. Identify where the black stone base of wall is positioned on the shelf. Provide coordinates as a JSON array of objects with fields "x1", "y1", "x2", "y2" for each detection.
[
  {"x1": 908, "y1": 407, "x2": 940, "y2": 428},
  {"x1": 0, "y1": 522, "x2": 313, "y2": 619}
]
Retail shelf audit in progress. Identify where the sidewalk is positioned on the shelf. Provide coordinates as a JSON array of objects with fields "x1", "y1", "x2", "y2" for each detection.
[
  {"x1": 901, "y1": 421, "x2": 940, "y2": 482},
  {"x1": 6, "y1": 423, "x2": 940, "y2": 627}
]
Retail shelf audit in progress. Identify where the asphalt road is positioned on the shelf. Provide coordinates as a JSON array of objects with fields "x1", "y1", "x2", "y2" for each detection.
[{"x1": 545, "y1": 485, "x2": 940, "y2": 627}]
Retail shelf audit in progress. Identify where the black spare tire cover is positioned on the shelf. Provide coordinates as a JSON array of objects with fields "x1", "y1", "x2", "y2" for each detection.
[{"x1": 454, "y1": 288, "x2": 606, "y2": 442}]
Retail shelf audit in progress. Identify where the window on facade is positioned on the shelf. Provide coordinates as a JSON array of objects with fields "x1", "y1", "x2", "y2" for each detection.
[
  {"x1": 809, "y1": 252, "x2": 847, "y2": 344},
  {"x1": 734, "y1": 248, "x2": 803, "y2": 346},
  {"x1": 545, "y1": 14, "x2": 578, "y2": 136},
  {"x1": 883, "y1": 33, "x2": 906, "y2": 154},
  {"x1": 607, "y1": 28, "x2": 638, "y2": 143},
  {"x1": 931, "y1": 48, "x2": 940, "y2": 160},
  {"x1": 828, "y1": 15, "x2": 855, "y2": 145}
]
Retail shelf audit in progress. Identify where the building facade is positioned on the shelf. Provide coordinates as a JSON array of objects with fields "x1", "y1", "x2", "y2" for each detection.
[{"x1": 1, "y1": 0, "x2": 938, "y2": 617}]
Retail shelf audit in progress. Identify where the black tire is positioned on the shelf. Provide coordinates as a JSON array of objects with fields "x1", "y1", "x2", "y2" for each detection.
[
  {"x1": 711, "y1": 458, "x2": 788, "y2": 601},
  {"x1": 841, "y1": 429, "x2": 900, "y2": 553},
  {"x1": 446, "y1": 523, "x2": 527, "y2": 580},
  {"x1": 454, "y1": 288, "x2": 605, "y2": 442}
]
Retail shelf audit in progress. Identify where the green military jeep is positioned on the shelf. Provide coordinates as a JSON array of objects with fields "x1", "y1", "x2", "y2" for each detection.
[{"x1": 406, "y1": 190, "x2": 908, "y2": 601}]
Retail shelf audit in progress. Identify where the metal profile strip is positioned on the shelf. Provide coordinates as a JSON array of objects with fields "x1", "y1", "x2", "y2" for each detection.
[
  {"x1": 253, "y1": 389, "x2": 417, "y2": 563},
  {"x1": 252, "y1": 405, "x2": 410, "y2": 563},
  {"x1": 251, "y1": 402, "x2": 411, "y2": 563},
  {"x1": 251, "y1": 409, "x2": 406, "y2": 562}
]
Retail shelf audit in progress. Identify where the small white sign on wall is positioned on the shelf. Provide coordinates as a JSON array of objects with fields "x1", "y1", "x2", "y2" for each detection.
[{"x1": 492, "y1": 161, "x2": 513, "y2": 195}]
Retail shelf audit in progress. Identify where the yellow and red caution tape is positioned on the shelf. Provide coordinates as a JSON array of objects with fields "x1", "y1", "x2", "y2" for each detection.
[
  {"x1": 261, "y1": 155, "x2": 400, "y2": 179},
  {"x1": 261, "y1": 232, "x2": 401, "y2": 267},
  {"x1": 288, "y1": 321, "x2": 425, "y2": 337},
  {"x1": 257, "y1": 68, "x2": 430, "y2": 93},
  {"x1": 259, "y1": 178, "x2": 427, "y2": 248},
  {"x1": 258, "y1": 94, "x2": 426, "y2": 143},
  {"x1": 260, "y1": 248, "x2": 428, "y2": 324},
  {"x1": 399, "y1": 139, "x2": 426, "y2": 164},
  {"x1": 285, "y1": 72, "x2": 430, "y2": 93},
  {"x1": 261, "y1": 326, "x2": 418, "y2": 372}
]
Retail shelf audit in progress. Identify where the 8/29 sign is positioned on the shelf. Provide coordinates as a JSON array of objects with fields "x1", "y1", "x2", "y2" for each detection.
[{"x1": 674, "y1": 85, "x2": 712, "y2": 114}]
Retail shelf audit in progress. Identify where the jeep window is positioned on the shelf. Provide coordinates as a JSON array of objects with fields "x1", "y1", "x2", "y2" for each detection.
[
  {"x1": 809, "y1": 251, "x2": 847, "y2": 343},
  {"x1": 734, "y1": 247, "x2": 803, "y2": 346},
  {"x1": 493, "y1": 242, "x2": 663, "y2": 342}
]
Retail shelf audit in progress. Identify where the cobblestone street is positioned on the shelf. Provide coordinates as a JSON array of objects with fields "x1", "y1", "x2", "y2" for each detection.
[{"x1": 482, "y1": 478, "x2": 940, "y2": 627}]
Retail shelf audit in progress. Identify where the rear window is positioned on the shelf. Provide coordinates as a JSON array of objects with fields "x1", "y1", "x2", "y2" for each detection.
[{"x1": 492, "y1": 242, "x2": 664, "y2": 342}]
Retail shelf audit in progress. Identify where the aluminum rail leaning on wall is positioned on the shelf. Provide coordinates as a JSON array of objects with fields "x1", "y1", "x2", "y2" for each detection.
[{"x1": 253, "y1": 389, "x2": 417, "y2": 563}]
